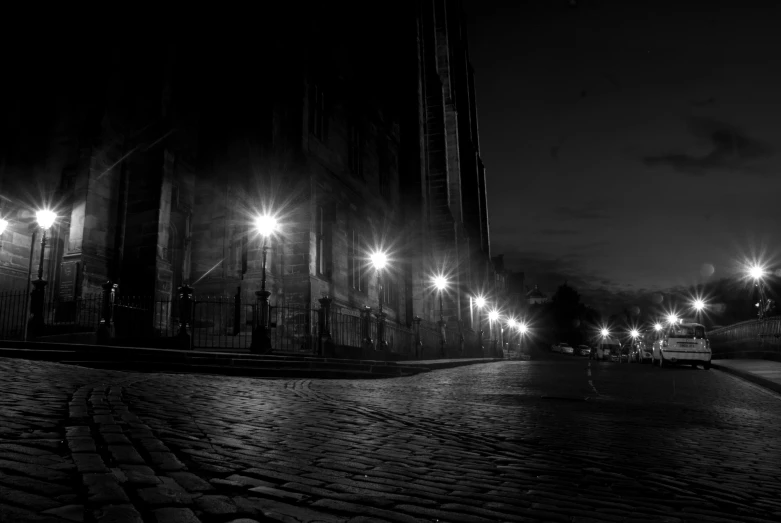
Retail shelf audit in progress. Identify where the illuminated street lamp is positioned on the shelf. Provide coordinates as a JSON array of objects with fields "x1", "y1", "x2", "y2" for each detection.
[
  {"x1": 27, "y1": 209, "x2": 57, "y2": 338},
  {"x1": 654, "y1": 322, "x2": 662, "y2": 331},
  {"x1": 250, "y1": 213, "x2": 278, "y2": 354},
  {"x1": 433, "y1": 275, "x2": 448, "y2": 357},
  {"x1": 371, "y1": 250, "x2": 389, "y2": 350},
  {"x1": 600, "y1": 327, "x2": 610, "y2": 338},
  {"x1": 666, "y1": 314, "x2": 678, "y2": 325},
  {"x1": 630, "y1": 329, "x2": 639, "y2": 339},
  {"x1": 691, "y1": 298, "x2": 706, "y2": 323},
  {"x1": 748, "y1": 264, "x2": 769, "y2": 321}
]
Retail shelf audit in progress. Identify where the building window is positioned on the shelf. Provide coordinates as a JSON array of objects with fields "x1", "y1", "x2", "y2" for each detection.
[
  {"x1": 348, "y1": 120, "x2": 363, "y2": 177},
  {"x1": 348, "y1": 229, "x2": 367, "y2": 292},
  {"x1": 382, "y1": 277, "x2": 399, "y2": 311},
  {"x1": 316, "y1": 205, "x2": 331, "y2": 279},
  {"x1": 309, "y1": 83, "x2": 327, "y2": 141}
]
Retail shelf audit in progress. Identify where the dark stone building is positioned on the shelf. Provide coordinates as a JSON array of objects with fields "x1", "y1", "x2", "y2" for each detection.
[{"x1": 0, "y1": 2, "x2": 492, "y2": 335}]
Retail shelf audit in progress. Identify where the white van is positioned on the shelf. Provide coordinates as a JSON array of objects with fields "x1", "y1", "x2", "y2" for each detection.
[
  {"x1": 652, "y1": 322, "x2": 711, "y2": 369},
  {"x1": 594, "y1": 337, "x2": 621, "y2": 361}
]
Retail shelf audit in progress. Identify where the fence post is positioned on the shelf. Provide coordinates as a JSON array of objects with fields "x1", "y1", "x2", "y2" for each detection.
[
  {"x1": 318, "y1": 296, "x2": 334, "y2": 357},
  {"x1": 96, "y1": 281, "x2": 117, "y2": 343},
  {"x1": 177, "y1": 284, "x2": 193, "y2": 350},
  {"x1": 361, "y1": 306, "x2": 373, "y2": 351},
  {"x1": 251, "y1": 289, "x2": 272, "y2": 354},
  {"x1": 413, "y1": 316, "x2": 422, "y2": 359},
  {"x1": 233, "y1": 286, "x2": 241, "y2": 336}
]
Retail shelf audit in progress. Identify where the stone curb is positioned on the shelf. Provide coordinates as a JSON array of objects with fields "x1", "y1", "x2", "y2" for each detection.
[{"x1": 712, "y1": 362, "x2": 781, "y2": 396}]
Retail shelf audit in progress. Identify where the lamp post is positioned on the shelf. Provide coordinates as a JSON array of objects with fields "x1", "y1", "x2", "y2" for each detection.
[
  {"x1": 370, "y1": 250, "x2": 389, "y2": 350},
  {"x1": 251, "y1": 214, "x2": 278, "y2": 354},
  {"x1": 474, "y1": 296, "x2": 486, "y2": 355},
  {"x1": 749, "y1": 265, "x2": 768, "y2": 321},
  {"x1": 507, "y1": 318, "x2": 517, "y2": 359},
  {"x1": 518, "y1": 321, "x2": 528, "y2": 359},
  {"x1": 488, "y1": 309, "x2": 500, "y2": 357},
  {"x1": 27, "y1": 210, "x2": 57, "y2": 338},
  {"x1": 433, "y1": 275, "x2": 448, "y2": 358}
]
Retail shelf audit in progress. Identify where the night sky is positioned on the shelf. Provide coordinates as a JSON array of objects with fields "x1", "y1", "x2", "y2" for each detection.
[{"x1": 464, "y1": 0, "x2": 781, "y2": 315}]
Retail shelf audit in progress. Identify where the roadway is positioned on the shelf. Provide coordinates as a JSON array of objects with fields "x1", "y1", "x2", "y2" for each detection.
[{"x1": 1, "y1": 346, "x2": 781, "y2": 522}]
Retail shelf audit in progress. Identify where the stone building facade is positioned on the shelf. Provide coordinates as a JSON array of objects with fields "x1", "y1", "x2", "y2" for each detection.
[{"x1": 0, "y1": 2, "x2": 492, "y2": 332}]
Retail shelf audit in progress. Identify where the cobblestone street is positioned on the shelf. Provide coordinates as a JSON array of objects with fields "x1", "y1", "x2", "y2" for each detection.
[{"x1": 2, "y1": 350, "x2": 781, "y2": 522}]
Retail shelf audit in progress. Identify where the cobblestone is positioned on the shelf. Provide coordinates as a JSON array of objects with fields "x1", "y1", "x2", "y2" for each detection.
[{"x1": 2, "y1": 354, "x2": 781, "y2": 521}]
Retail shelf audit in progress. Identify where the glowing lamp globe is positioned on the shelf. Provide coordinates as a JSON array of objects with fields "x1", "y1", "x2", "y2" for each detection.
[
  {"x1": 630, "y1": 329, "x2": 639, "y2": 338},
  {"x1": 600, "y1": 328, "x2": 609, "y2": 337},
  {"x1": 370, "y1": 251, "x2": 388, "y2": 270},
  {"x1": 0, "y1": 218, "x2": 7, "y2": 235},
  {"x1": 518, "y1": 323, "x2": 528, "y2": 334},
  {"x1": 654, "y1": 323, "x2": 662, "y2": 331},
  {"x1": 507, "y1": 318, "x2": 517, "y2": 328},
  {"x1": 36, "y1": 210, "x2": 57, "y2": 230},
  {"x1": 693, "y1": 299, "x2": 705, "y2": 311},
  {"x1": 433, "y1": 275, "x2": 448, "y2": 290},
  {"x1": 475, "y1": 296, "x2": 486, "y2": 308},
  {"x1": 749, "y1": 265, "x2": 765, "y2": 280},
  {"x1": 488, "y1": 310, "x2": 499, "y2": 322},
  {"x1": 254, "y1": 215, "x2": 278, "y2": 237}
]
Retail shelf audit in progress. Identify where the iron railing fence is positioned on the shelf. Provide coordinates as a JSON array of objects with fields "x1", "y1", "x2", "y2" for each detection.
[
  {"x1": 0, "y1": 287, "x2": 489, "y2": 357},
  {"x1": 708, "y1": 316, "x2": 781, "y2": 349},
  {"x1": 0, "y1": 290, "x2": 28, "y2": 340},
  {"x1": 0, "y1": 290, "x2": 103, "y2": 340}
]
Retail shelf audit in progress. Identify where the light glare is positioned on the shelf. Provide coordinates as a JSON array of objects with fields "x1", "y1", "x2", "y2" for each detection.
[
  {"x1": 0, "y1": 218, "x2": 7, "y2": 235},
  {"x1": 693, "y1": 299, "x2": 705, "y2": 311},
  {"x1": 488, "y1": 310, "x2": 499, "y2": 322},
  {"x1": 254, "y1": 214, "x2": 278, "y2": 237},
  {"x1": 630, "y1": 329, "x2": 639, "y2": 338},
  {"x1": 749, "y1": 265, "x2": 766, "y2": 280},
  {"x1": 654, "y1": 323, "x2": 662, "y2": 331},
  {"x1": 600, "y1": 328, "x2": 609, "y2": 337},
  {"x1": 36, "y1": 210, "x2": 57, "y2": 230},
  {"x1": 518, "y1": 323, "x2": 528, "y2": 334},
  {"x1": 475, "y1": 296, "x2": 486, "y2": 308},
  {"x1": 370, "y1": 251, "x2": 388, "y2": 270},
  {"x1": 433, "y1": 275, "x2": 448, "y2": 290}
]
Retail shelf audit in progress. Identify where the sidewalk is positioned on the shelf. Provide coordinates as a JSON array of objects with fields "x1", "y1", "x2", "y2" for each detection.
[
  {"x1": 0, "y1": 340, "x2": 503, "y2": 379},
  {"x1": 712, "y1": 358, "x2": 781, "y2": 395}
]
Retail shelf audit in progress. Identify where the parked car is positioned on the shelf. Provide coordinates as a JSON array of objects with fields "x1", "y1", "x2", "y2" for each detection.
[
  {"x1": 595, "y1": 337, "x2": 621, "y2": 361},
  {"x1": 551, "y1": 342, "x2": 573, "y2": 353},
  {"x1": 619, "y1": 345, "x2": 630, "y2": 363},
  {"x1": 652, "y1": 322, "x2": 712, "y2": 369},
  {"x1": 577, "y1": 345, "x2": 591, "y2": 356},
  {"x1": 551, "y1": 343, "x2": 562, "y2": 353}
]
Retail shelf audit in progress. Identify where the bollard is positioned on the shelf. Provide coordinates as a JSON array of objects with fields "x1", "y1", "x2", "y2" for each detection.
[
  {"x1": 318, "y1": 295, "x2": 334, "y2": 357},
  {"x1": 177, "y1": 284, "x2": 193, "y2": 350}
]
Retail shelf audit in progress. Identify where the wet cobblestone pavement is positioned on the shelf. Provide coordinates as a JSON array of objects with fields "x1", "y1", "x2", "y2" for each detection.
[{"x1": 2, "y1": 350, "x2": 781, "y2": 522}]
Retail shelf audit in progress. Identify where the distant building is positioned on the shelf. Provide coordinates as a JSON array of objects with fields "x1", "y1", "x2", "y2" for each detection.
[{"x1": 526, "y1": 285, "x2": 549, "y2": 305}]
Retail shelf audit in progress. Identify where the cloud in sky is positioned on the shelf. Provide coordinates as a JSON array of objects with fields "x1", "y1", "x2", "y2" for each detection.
[{"x1": 642, "y1": 117, "x2": 774, "y2": 176}]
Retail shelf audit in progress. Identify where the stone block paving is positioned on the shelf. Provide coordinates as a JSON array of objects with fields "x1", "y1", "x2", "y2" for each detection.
[{"x1": 2, "y1": 356, "x2": 781, "y2": 522}]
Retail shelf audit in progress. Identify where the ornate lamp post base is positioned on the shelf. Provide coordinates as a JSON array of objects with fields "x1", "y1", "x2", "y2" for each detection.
[
  {"x1": 28, "y1": 278, "x2": 48, "y2": 338},
  {"x1": 251, "y1": 289, "x2": 273, "y2": 354}
]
